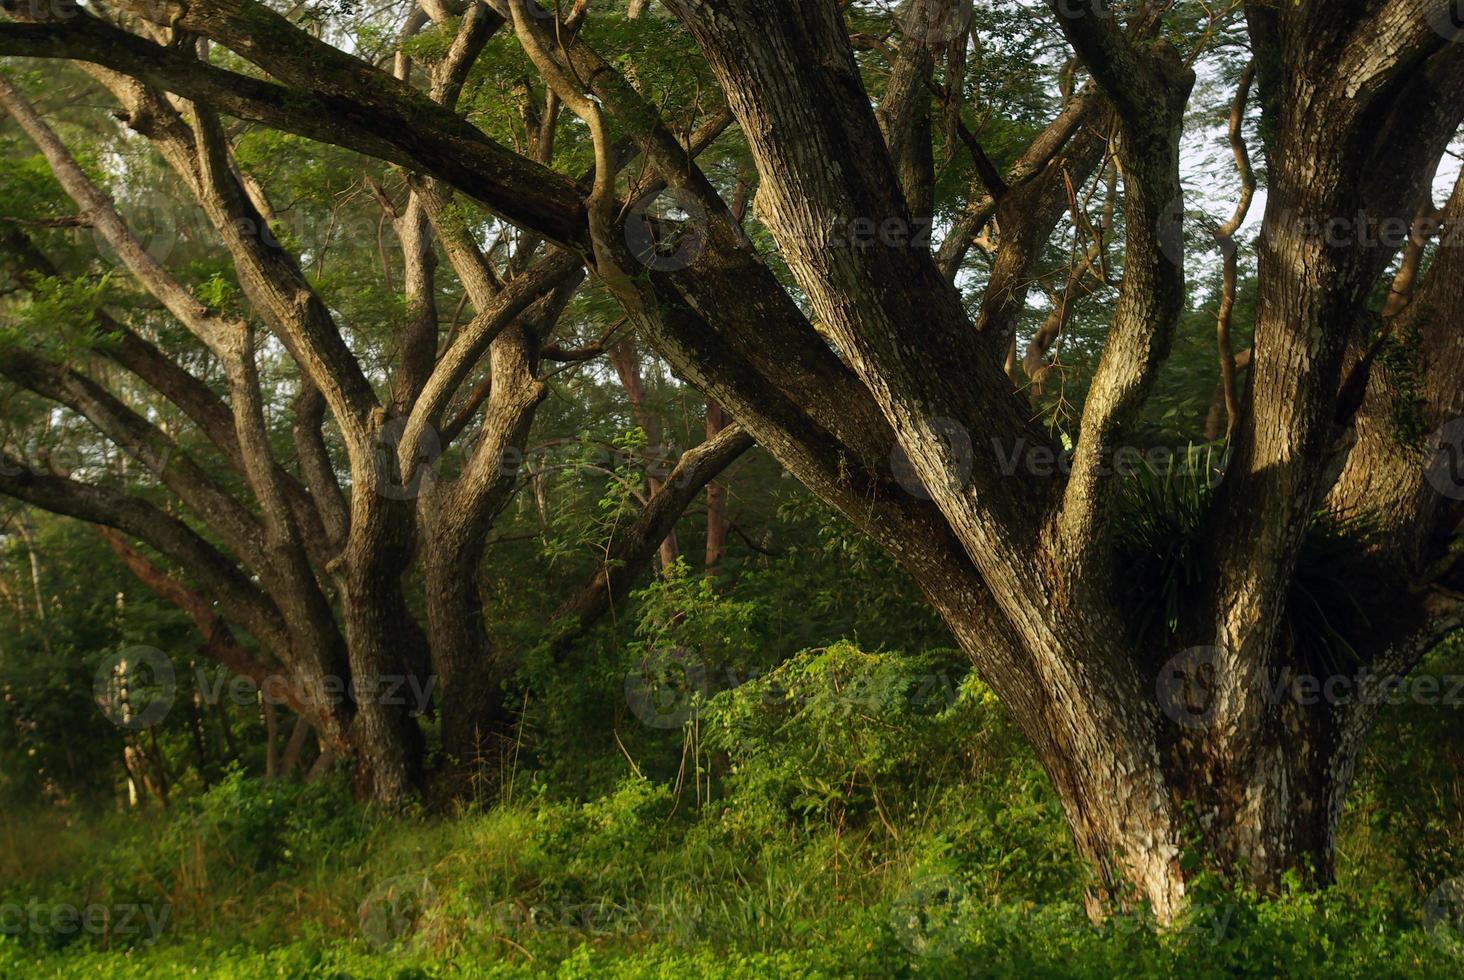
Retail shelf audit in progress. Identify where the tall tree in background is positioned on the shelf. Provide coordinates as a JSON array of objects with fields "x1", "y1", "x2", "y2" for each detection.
[
  {"x1": 1, "y1": 0, "x2": 1461, "y2": 919},
  {"x1": 0, "y1": 0, "x2": 747, "y2": 801}
]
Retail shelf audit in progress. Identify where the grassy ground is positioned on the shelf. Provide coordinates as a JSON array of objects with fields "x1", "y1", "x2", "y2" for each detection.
[{"x1": 3, "y1": 643, "x2": 1463, "y2": 978}]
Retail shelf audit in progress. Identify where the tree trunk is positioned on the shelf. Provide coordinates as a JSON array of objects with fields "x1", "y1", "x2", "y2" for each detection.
[
  {"x1": 1038, "y1": 696, "x2": 1355, "y2": 918},
  {"x1": 335, "y1": 429, "x2": 428, "y2": 803},
  {"x1": 337, "y1": 567, "x2": 425, "y2": 803},
  {"x1": 425, "y1": 325, "x2": 544, "y2": 773},
  {"x1": 278, "y1": 714, "x2": 313, "y2": 780}
]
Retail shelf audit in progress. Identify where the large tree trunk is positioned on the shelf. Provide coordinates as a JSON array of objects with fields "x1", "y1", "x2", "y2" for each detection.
[
  {"x1": 653, "y1": 0, "x2": 1464, "y2": 921},
  {"x1": 336, "y1": 527, "x2": 427, "y2": 805},
  {"x1": 333, "y1": 416, "x2": 430, "y2": 803},
  {"x1": 1047, "y1": 714, "x2": 1343, "y2": 916},
  {"x1": 5, "y1": 0, "x2": 1463, "y2": 919},
  {"x1": 425, "y1": 325, "x2": 544, "y2": 771}
]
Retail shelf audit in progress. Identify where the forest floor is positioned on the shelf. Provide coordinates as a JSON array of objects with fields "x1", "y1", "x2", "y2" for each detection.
[{"x1": 3, "y1": 641, "x2": 1463, "y2": 978}]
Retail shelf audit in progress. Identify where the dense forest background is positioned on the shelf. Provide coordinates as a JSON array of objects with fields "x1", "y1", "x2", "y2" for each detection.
[
  {"x1": 1, "y1": 0, "x2": 1463, "y2": 976},
  {"x1": 3, "y1": 432, "x2": 1463, "y2": 976}
]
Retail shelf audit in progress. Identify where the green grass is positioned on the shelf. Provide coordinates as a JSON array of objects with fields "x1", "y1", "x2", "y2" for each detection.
[{"x1": 3, "y1": 642, "x2": 1463, "y2": 978}]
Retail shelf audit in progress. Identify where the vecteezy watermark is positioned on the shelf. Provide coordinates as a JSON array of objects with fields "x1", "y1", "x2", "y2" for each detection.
[
  {"x1": 359, "y1": 874, "x2": 676, "y2": 952},
  {"x1": 1425, "y1": 418, "x2": 1464, "y2": 501},
  {"x1": 0, "y1": 0, "x2": 87, "y2": 23},
  {"x1": 624, "y1": 188, "x2": 709, "y2": 272},
  {"x1": 891, "y1": 874, "x2": 970, "y2": 957},
  {"x1": 994, "y1": 438, "x2": 1220, "y2": 482},
  {"x1": 91, "y1": 187, "x2": 183, "y2": 267},
  {"x1": 1266, "y1": 207, "x2": 1462, "y2": 251},
  {"x1": 76, "y1": 173, "x2": 460, "y2": 272},
  {"x1": 1158, "y1": 192, "x2": 1188, "y2": 267},
  {"x1": 1043, "y1": 0, "x2": 1216, "y2": 22},
  {"x1": 1155, "y1": 645, "x2": 1226, "y2": 730},
  {"x1": 1156, "y1": 647, "x2": 1464, "y2": 730},
  {"x1": 483, "y1": 897, "x2": 669, "y2": 938},
  {"x1": 888, "y1": 418, "x2": 1228, "y2": 499},
  {"x1": 1426, "y1": 878, "x2": 1464, "y2": 956},
  {"x1": 366, "y1": 423, "x2": 700, "y2": 500},
  {"x1": 742, "y1": 665, "x2": 961, "y2": 714},
  {"x1": 0, "y1": 440, "x2": 181, "y2": 488},
  {"x1": 93, "y1": 646, "x2": 176, "y2": 731},
  {"x1": 624, "y1": 648, "x2": 712, "y2": 730},
  {"x1": 891, "y1": 874, "x2": 1236, "y2": 957},
  {"x1": 359, "y1": 874, "x2": 437, "y2": 953},
  {"x1": 890, "y1": 418, "x2": 974, "y2": 501},
  {"x1": 801, "y1": 213, "x2": 935, "y2": 252},
  {"x1": 193, "y1": 667, "x2": 438, "y2": 716},
  {"x1": 897, "y1": 0, "x2": 974, "y2": 45},
  {"x1": 0, "y1": 900, "x2": 170, "y2": 946},
  {"x1": 373, "y1": 415, "x2": 443, "y2": 501},
  {"x1": 93, "y1": 653, "x2": 436, "y2": 731}
]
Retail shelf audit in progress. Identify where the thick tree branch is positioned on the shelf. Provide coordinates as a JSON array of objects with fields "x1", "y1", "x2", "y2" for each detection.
[
  {"x1": 0, "y1": 457, "x2": 289, "y2": 654},
  {"x1": 93, "y1": 525, "x2": 305, "y2": 715},
  {"x1": 0, "y1": 347, "x2": 273, "y2": 574},
  {"x1": 0, "y1": 15, "x2": 589, "y2": 247},
  {"x1": 935, "y1": 82, "x2": 1103, "y2": 280},
  {"x1": 0, "y1": 225, "x2": 338, "y2": 566},
  {"x1": 1050, "y1": 25, "x2": 1194, "y2": 579}
]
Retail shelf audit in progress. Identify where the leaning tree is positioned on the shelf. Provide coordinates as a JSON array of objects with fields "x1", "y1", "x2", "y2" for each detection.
[{"x1": 3, "y1": 0, "x2": 1463, "y2": 919}]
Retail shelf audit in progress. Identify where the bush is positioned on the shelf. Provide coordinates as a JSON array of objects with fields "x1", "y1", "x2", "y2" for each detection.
[{"x1": 4, "y1": 641, "x2": 1462, "y2": 975}]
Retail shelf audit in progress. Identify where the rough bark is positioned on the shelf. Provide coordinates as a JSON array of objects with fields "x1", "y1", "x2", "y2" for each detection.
[
  {"x1": 424, "y1": 324, "x2": 544, "y2": 769},
  {"x1": 3, "y1": 0, "x2": 1461, "y2": 918}
]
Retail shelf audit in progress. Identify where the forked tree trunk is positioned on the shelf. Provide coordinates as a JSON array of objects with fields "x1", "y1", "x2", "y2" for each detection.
[
  {"x1": 337, "y1": 453, "x2": 428, "y2": 804},
  {"x1": 3, "y1": 0, "x2": 1461, "y2": 912},
  {"x1": 935, "y1": 596, "x2": 1387, "y2": 921},
  {"x1": 425, "y1": 325, "x2": 545, "y2": 772},
  {"x1": 653, "y1": 0, "x2": 1464, "y2": 921},
  {"x1": 1048, "y1": 672, "x2": 1354, "y2": 917}
]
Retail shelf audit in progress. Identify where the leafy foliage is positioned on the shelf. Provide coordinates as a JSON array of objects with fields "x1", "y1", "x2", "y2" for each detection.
[{"x1": 1, "y1": 637, "x2": 1460, "y2": 975}]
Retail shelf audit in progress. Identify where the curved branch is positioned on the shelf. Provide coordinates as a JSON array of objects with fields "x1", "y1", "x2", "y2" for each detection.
[
  {"x1": 0, "y1": 16, "x2": 589, "y2": 248},
  {"x1": 93, "y1": 525, "x2": 304, "y2": 713},
  {"x1": 0, "y1": 457, "x2": 289, "y2": 654},
  {"x1": 1214, "y1": 62, "x2": 1256, "y2": 441},
  {"x1": 0, "y1": 347, "x2": 272, "y2": 574}
]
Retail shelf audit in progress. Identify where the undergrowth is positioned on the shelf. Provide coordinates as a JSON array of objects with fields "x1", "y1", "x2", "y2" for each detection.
[{"x1": 3, "y1": 638, "x2": 1462, "y2": 978}]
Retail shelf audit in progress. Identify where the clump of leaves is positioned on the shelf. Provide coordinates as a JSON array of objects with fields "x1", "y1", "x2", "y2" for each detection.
[
  {"x1": 703, "y1": 642, "x2": 972, "y2": 822},
  {"x1": 1113, "y1": 445, "x2": 1369, "y2": 677},
  {"x1": 1111, "y1": 445, "x2": 1218, "y2": 649}
]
